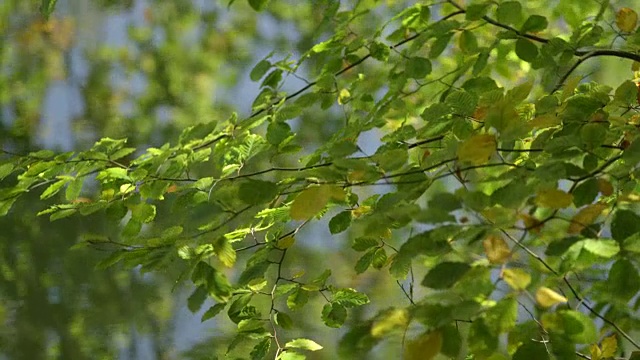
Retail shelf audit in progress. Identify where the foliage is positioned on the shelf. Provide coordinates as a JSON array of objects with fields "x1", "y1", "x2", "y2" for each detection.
[{"x1": 4, "y1": 0, "x2": 640, "y2": 359}]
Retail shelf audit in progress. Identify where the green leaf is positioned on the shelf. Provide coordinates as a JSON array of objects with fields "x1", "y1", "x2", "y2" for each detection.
[
  {"x1": 285, "y1": 338, "x2": 323, "y2": 351},
  {"x1": 267, "y1": 121, "x2": 292, "y2": 145},
  {"x1": 515, "y1": 38, "x2": 539, "y2": 62},
  {"x1": 458, "y1": 30, "x2": 478, "y2": 54},
  {"x1": 250, "y1": 59, "x2": 272, "y2": 81},
  {"x1": 333, "y1": 288, "x2": 370, "y2": 308},
  {"x1": 445, "y1": 89, "x2": 478, "y2": 117},
  {"x1": 484, "y1": 298, "x2": 518, "y2": 335},
  {"x1": 541, "y1": 310, "x2": 597, "y2": 344},
  {"x1": 513, "y1": 342, "x2": 551, "y2": 360},
  {"x1": 65, "y1": 178, "x2": 84, "y2": 201},
  {"x1": 355, "y1": 248, "x2": 375, "y2": 274},
  {"x1": 369, "y1": 41, "x2": 390, "y2": 61},
  {"x1": 561, "y1": 239, "x2": 620, "y2": 272},
  {"x1": 188, "y1": 286, "x2": 208, "y2": 313},
  {"x1": 421, "y1": 262, "x2": 471, "y2": 289},
  {"x1": 0, "y1": 198, "x2": 18, "y2": 217},
  {"x1": 521, "y1": 15, "x2": 548, "y2": 33},
  {"x1": 228, "y1": 293, "x2": 253, "y2": 324},
  {"x1": 131, "y1": 203, "x2": 156, "y2": 223},
  {"x1": 580, "y1": 123, "x2": 606, "y2": 148},
  {"x1": 496, "y1": 1, "x2": 522, "y2": 25},
  {"x1": 322, "y1": 303, "x2": 347, "y2": 328},
  {"x1": 50, "y1": 208, "x2": 77, "y2": 221},
  {"x1": 614, "y1": 80, "x2": 638, "y2": 104},
  {"x1": 0, "y1": 163, "x2": 14, "y2": 180},
  {"x1": 465, "y1": 4, "x2": 490, "y2": 20},
  {"x1": 612, "y1": 209, "x2": 640, "y2": 242},
  {"x1": 608, "y1": 259, "x2": 640, "y2": 302},
  {"x1": 405, "y1": 57, "x2": 432, "y2": 79},
  {"x1": 468, "y1": 319, "x2": 499, "y2": 357},
  {"x1": 261, "y1": 69, "x2": 282, "y2": 89},
  {"x1": 287, "y1": 287, "x2": 309, "y2": 310},
  {"x1": 40, "y1": 0, "x2": 58, "y2": 19},
  {"x1": 429, "y1": 33, "x2": 453, "y2": 59},
  {"x1": 251, "y1": 338, "x2": 271, "y2": 360},
  {"x1": 277, "y1": 351, "x2": 306, "y2": 360},
  {"x1": 275, "y1": 311, "x2": 293, "y2": 329},
  {"x1": 572, "y1": 178, "x2": 599, "y2": 207},
  {"x1": 329, "y1": 211, "x2": 352, "y2": 234},
  {"x1": 239, "y1": 180, "x2": 278, "y2": 205},
  {"x1": 202, "y1": 303, "x2": 226, "y2": 322},
  {"x1": 352, "y1": 237, "x2": 379, "y2": 251},
  {"x1": 290, "y1": 185, "x2": 344, "y2": 220},
  {"x1": 247, "y1": 0, "x2": 269, "y2": 11},
  {"x1": 40, "y1": 179, "x2": 69, "y2": 200}
]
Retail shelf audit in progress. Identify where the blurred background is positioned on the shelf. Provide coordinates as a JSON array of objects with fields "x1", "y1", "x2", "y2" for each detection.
[{"x1": 0, "y1": 1, "x2": 402, "y2": 358}]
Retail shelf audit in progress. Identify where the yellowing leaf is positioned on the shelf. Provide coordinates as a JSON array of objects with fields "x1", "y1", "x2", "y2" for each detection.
[
  {"x1": 590, "y1": 343, "x2": 603, "y2": 360},
  {"x1": 457, "y1": 134, "x2": 496, "y2": 165},
  {"x1": 338, "y1": 88, "x2": 351, "y2": 105},
  {"x1": 568, "y1": 203, "x2": 607, "y2": 234},
  {"x1": 326, "y1": 185, "x2": 346, "y2": 202},
  {"x1": 290, "y1": 185, "x2": 344, "y2": 220},
  {"x1": 371, "y1": 308, "x2": 409, "y2": 337},
  {"x1": 535, "y1": 287, "x2": 568, "y2": 308},
  {"x1": 405, "y1": 331, "x2": 442, "y2": 360},
  {"x1": 597, "y1": 178, "x2": 613, "y2": 196},
  {"x1": 535, "y1": 188, "x2": 573, "y2": 209},
  {"x1": 352, "y1": 205, "x2": 372, "y2": 218},
  {"x1": 529, "y1": 113, "x2": 560, "y2": 130},
  {"x1": 502, "y1": 268, "x2": 531, "y2": 291},
  {"x1": 616, "y1": 8, "x2": 638, "y2": 32},
  {"x1": 518, "y1": 213, "x2": 543, "y2": 233},
  {"x1": 277, "y1": 236, "x2": 296, "y2": 249},
  {"x1": 601, "y1": 335, "x2": 617, "y2": 358},
  {"x1": 483, "y1": 234, "x2": 511, "y2": 264}
]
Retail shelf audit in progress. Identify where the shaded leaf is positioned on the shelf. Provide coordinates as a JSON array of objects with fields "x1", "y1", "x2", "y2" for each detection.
[
  {"x1": 422, "y1": 262, "x2": 471, "y2": 289},
  {"x1": 405, "y1": 331, "x2": 442, "y2": 360}
]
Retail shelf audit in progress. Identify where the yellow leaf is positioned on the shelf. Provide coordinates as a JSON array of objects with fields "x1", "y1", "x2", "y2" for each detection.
[
  {"x1": 338, "y1": 88, "x2": 351, "y2": 105},
  {"x1": 290, "y1": 186, "x2": 334, "y2": 220},
  {"x1": 456, "y1": 134, "x2": 496, "y2": 165},
  {"x1": 568, "y1": 203, "x2": 607, "y2": 234},
  {"x1": 535, "y1": 287, "x2": 568, "y2": 308},
  {"x1": 352, "y1": 205, "x2": 372, "y2": 218},
  {"x1": 277, "y1": 236, "x2": 296, "y2": 249},
  {"x1": 371, "y1": 308, "x2": 409, "y2": 338},
  {"x1": 502, "y1": 268, "x2": 531, "y2": 291},
  {"x1": 405, "y1": 331, "x2": 442, "y2": 360},
  {"x1": 535, "y1": 188, "x2": 573, "y2": 209},
  {"x1": 616, "y1": 8, "x2": 638, "y2": 32},
  {"x1": 590, "y1": 344, "x2": 603, "y2": 360},
  {"x1": 483, "y1": 234, "x2": 511, "y2": 264},
  {"x1": 601, "y1": 335, "x2": 617, "y2": 358}
]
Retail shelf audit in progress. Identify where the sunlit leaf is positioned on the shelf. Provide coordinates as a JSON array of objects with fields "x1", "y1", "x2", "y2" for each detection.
[
  {"x1": 483, "y1": 234, "x2": 511, "y2": 264},
  {"x1": 284, "y1": 338, "x2": 323, "y2": 351},
  {"x1": 535, "y1": 188, "x2": 573, "y2": 209},
  {"x1": 502, "y1": 268, "x2": 531, "y2": 291},
  {"x1": 568, "y1": 203, "x2": 606, "y2": 234},
  {"x1": 535, "y1": 287, "x2": 568, "y2": 308},
  {"x1": 456, "y1": 134, "x2": 496, "y2": 165}
]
